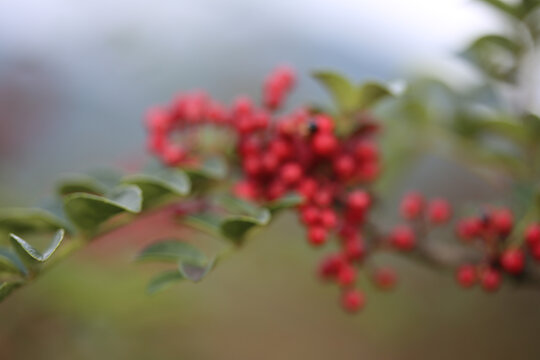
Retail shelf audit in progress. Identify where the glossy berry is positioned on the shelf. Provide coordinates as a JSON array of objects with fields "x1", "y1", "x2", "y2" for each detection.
[
  {"x1": 456, "y1": 217, "x2": 482, "y2": 241},
  {"x1": 500, "y1": 248, "x2": 525, "y2": 274},
  {"x1": 341, "y1": 289, "x2": 365, "y2": 312},
  {"x1": 456, "y1": 264, "x2": 476, "y2": 288},
  {"x1": 318, "y1": 254, "x2": 345, "y2": 280},
  {"x1": 337, "y1": 264, "x2": 356, "y2": 287},
  {"x1": 308, "y1": 226, "x2": 327, "y2": 246},
  {"x1": 480, "y1": 268, "x2": 501, "y2": 292},
  {"x1": 491, "y1": 208, "x2": 513, "y2": 236},
  {"x1": 427, "y1": 198, "x2": 451, "y2": 224},
  {"x1": 390, "y1": 225, "x2": 415, "y2": 251},
  {"x1": 280, "y1": 162, "x2": 303, "y2": 185},
  {"x1": 312, "y1": 133, "x2": 338, "y2": 156},
  {"x1": 343, "y1": 237, "x2": 365, "y2": 261}
]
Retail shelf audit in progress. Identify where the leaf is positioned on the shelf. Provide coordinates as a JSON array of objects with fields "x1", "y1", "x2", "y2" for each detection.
[
  {"x1": 56, "y1": 174, "x2": 107, "y2": 196},
  {"x1": 9, "y1": 229, "x2": 65, "y2": 264},
  {"x1": 122, "y1": 170, "x2": 190, "y2": 207},
  {"x1": 184, "y1": 157, "x2": 227, "y2": 193},
  {"x1": 265, "y1": 193, "x2": 304, "y2": 214},
  {"x1": 178, "y1": 258, "x2": 217, "y2": 283},
  {"x1": 312, "y1": 71, "x2": 358, "y2": 113},
  {"x1": 479, "y1": 118, "x2": 527, "y2": 144},
  {"x1": 182, "y1": 213, "x2": 222, "y2": 237},
  {"x1": 136, "y1": 240, "x2": 206, "y2": 265},
  {"x1": 0, "y1": 208, "x2": 68, "y2": 235},
  {"x1": 477, "y1": 0, "x2": 524, "y2": 18},
  {"x1": 357, "y1": 81, "x2": 394, "y2": 110},
  {"x1": 0, "y1": 281, "x2": 23, "y2": 302},
  {"x1": 523, "y1": 113, "x2": 540, "y2": 141},
  {"x1": 146, "y1": 270, "x2": 184, "y2": 295},
  {"x1": 0, "y1": 248, "x2": 27, "y2": 276},
  {"x1": 63, "y1": 185, "x2": 142, "y2": 231},
  {"x1": 220, "y1": 209, "x2": 271, "y2": 246}
]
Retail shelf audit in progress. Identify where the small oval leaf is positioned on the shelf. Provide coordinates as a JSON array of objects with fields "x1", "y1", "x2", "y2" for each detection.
[{"x1": 10, "y1": 229, "x2": 65, "y2": 264}]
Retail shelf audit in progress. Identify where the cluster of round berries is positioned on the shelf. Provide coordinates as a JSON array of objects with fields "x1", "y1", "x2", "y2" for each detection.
[{"x1": 454, "y1": 209, "x2": 540, "y2": 292}]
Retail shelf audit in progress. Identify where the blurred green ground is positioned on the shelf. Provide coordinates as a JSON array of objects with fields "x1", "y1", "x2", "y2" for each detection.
[{"x1": 2, "y1": 214, "x2": 540, "y2": 360}]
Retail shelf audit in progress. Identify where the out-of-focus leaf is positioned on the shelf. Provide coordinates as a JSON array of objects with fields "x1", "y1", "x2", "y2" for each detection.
[
  {"x1": 56, "y1": 175, "x2": 107, "y2": 196},
  {"x1": 123, "y1": 170, "x2": 190, "y2": 207},
  {"x1": 0, "y1": 248, "x2": 27, "y2": 276},
  {"x1": 136, "y1": 240, "x2": 206, "y2": 265},
  {"x1": 146, "y1": 270, "x2": 184, "y2": 295},
  {"x1": 178, "y1": 257, "x2": 217, "y2": 283},
  {"x1": 182, "y1": 213, "x2": 222, "y2": 237},
  {"x1": 0, "y1": 208, "x2": 69, "y2": 235},
  {"x1": 477, "y1": 0, "x2": 524, "y2": 18},
  {"x1": 0, "y1": 281, "x2": 23, "y2": 302},
  {"x1": 524, "y1": 113, "x2": 540, "y2": 140},
  {"x1": 184, "y1": 157, "x2": 227, "y2": 193},
  {"x1": 357, "y1": 81, "x2": 393, "y2": 110},
  {"x1": 9, "y1": 229, "x2": 65, "y2": 264},
  {"x1": 63, "y1": 185, "x2": 142, "y2": 231},
  {"x1": 312, "y1": 71, "x2": 358, "y2": 113},
  {"x1": 479, "y1": 118, "x2": 527, "y2": 144},
  {"x1": 220, "y1": 209, "x2": 271, "y2": 246},
  {"x1": 266, "y1": 193, "x2": 304, "y2": 214},
  {"x1": 462, "y1": 34, "x2": 521, "y2": 82}
]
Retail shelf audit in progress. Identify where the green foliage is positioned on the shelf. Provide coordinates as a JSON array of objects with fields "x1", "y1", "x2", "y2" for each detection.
[
  {"x1": 63, "y1": 185, "x2": 142, "y2": 232},
  {"x1": 122, "y1": 169, "x2": 190, "y2": 208},
  {"x1": 183, "y1": 157, "x2": 227, "y2": 193},
  {"x1": 146, "y1": 270, "x2": 184, "y2": 294},
  {"x1": 265, "y1": 193, "x2": 304, "y2": 214},
  {"x1": 0, "y1": 248, "x2": 27, "y2": 276},
  {"x1": 56, "y1": 174, "x2": 107, "y2": 196},
  {"x1": 0, "y1": 208, "x2": 69, "y2": 236},
  {"x1": 9, "y1": 229, "x2": 65, "y2": 265},
  {"x1": 136, "y1": 240, "x2": 206, "y2": 265},
  {"x1": 0, "y1": 281, "x2": 23, "y2": 302}
]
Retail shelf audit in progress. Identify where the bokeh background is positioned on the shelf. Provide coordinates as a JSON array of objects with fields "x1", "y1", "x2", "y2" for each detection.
[{"x1": 2, "y1": 1, "x2": 540, "y2": 359}]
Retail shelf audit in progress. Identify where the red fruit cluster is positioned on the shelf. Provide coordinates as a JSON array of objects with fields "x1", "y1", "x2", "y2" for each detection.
[{"x1": 454, "y1": 208, "x2": 535, "y2": 292}]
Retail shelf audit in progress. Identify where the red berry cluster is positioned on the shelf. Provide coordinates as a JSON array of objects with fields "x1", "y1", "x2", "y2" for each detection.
[{"x1": 454, "y1": 208, "x2": 536, "y2": 292}]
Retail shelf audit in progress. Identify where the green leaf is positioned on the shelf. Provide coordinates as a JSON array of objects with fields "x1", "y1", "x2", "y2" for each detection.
[
  {"x1": 462, "y1": 34, "x2": 521, "y2": 82},
  {"x1": 479, "y1": 118, "x2": 527, "y2": 144},
  {"x1": 136, "y1": 240, "x2": 206, "y2": 265},
  {"x1": 63, "y1": 185, "x2": 142, "y2": 231},
  {"x1": 0, "y1": 208, "x2": 68, "y2": 235},
  {"x1": 357, "y1": 81, "x2": 393, "y2": 110},
  {"x1": 182, "y1": 213, "x2": 222, "y2": 237},
  {"x1": 220, "y1": 209, "x2": 271, "y2": 246},
  {"x1": 183, "y1": 157, "x2": 227, "y2": 193},
  {"x1": 122, "y1": 170, "x2": 190, "y2": 207},
  {"x1": 9, "y1": 229, "x2": 65, "y2": 264},
  {"x1": 523, "y1": 113, "x2": 540, "y2": 140},
  {"x1": 146, "y1": 270, "x2": 184, "y2": 294},
  {"x1": 178, "y1": 258, "x2": 217, "y2": 282},
  {"x1": 56, "y1": 174, "x2": 107, "y2": 196},
  {"x1": 0, "y1": 281, "x2": 23, "y2": 302},
  {"x1": 477, "y1": 0, "x2": 524, "y2": 18},
  {"x1": 312, "y1": 71, "x2": 358, "y2": 113},
  {"x1": 0, "y1": 248, "x2": 27, "y2": 276},
  {"x1": 265, "y1": 193, "x2": 304, "y2": 214}
]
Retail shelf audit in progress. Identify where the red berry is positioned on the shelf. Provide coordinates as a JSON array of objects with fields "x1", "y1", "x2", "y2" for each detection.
[
  {"x1": 525, "y1": 223, "x2": 540, "y2": 247},
  {"x1": 318, "y1": 254, "x2": 346, "y2": 279},
  {"x1": 390, "y1": 225, "x2": 415, "y2": 251},
  {"x1": 308, "y1": 226, "x2": 327, "y2": 246},
  {"x1": 341, "y1": 289, "x2": 365, "y2": 312},
  {"x1": 320, "y1": 208, "x2": 338, "y2": 229},
  {"x1": 347, "y1": 190, "x2": 371, "y2": 212},
  {"x1": 373, "y1": 268, "x2": 397, "y2": 290},
  {"x1": 334, "y1": 154, "x2": 355, "y2": 179},
  {"x1": 500, "y1": 248, "x2": 525, "y2": 274},
  {"x1": 400, "y1": 192, "x2": 424, "y2": 220},
  {"x1": 456, "y1": 217, "x2": 482, "y2": 241},
  {"x1": 480, "y1": 268, "x2": 501, "y2": 292},
  {"x1": 355, "y1": 141, "x2": 378, "y2": 162},
  {"x1": 234, "y1": 181, "x2": 258, "y2": 200},
  {"x1": 280, "y1": 162, "x2": 303, "y2": 185},
  {"x1": 491, "y1": 208, "x2": 513, "y2": 236},
  {"x1": 315, "y1": 115, "x2": 334, "y2": 133},
  {"x1": 531, "y1": 243, "x2": 540, "y2": 261},
  {"x1": 456, "y1": 264, "x2": 476, "y2": 288},
  {"x1": 337, "y1": 264, "x2": 356, "y2": 287},
  {"x1": 312, "y1": 133, "x2": 338, "y2": 156},
  {"x1": 162, "y1": 145, "x2": 186, "y2": 166},
  {"x1": 300, "y1": 206, "x2": 320, "y2": 225},
  {"x1": 297, "y1": 178, "x2": 318, "y2": 200},
  {"x1": 427, "y1": 198, "x2": 451, "y2": 224},
  {"x1": 313, "y1": 189, "x2": 333, "y2": 207},
  {"x1": 343, "y1": 236, "x2": 365, "y2": 261}
]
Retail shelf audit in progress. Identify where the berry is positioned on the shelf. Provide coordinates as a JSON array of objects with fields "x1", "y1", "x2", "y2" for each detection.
[
  {"x1": 390, "y1": 225, "x2": 415, "y2": 251},
  {"x1": 312, "y1": 133, "x2": 338, "y2": 156},
  {"x1": 491, "y1": 208, "x2": 513, "y2": 236},
  {"x1": 308, "y1": 226, "x2": 327, "y2": 246},
  {"x1": 456, "y1": 264, "x2": 476, "y2": 288},
  {"x1": 341, "y1": 289, "x2": 365, "y2": 312},
  {"x1": 320, "y1": 208, "x2": 338, "y2": 229},
  {"x1": 300, "y1": 206, "x2": 321, "y2": 225},
  {"x1": 280, "y1": 162, "x2": 303, "y2": 185},
  {"x1": 337, "y1": 264, "x2": 356, "y2": 287},
  {"x1": 427, "y1": 198, "x2": 451, "y2": 224},
  {"x1": 500, "y1": 248, "x2": 525, "y2": 274},
  {"x1": 334, "y1": 154, "x2": 355, "y2": 179},
  {"x1": 318, "y1": 254, "x2": 346, "y2": 280},
  {"x1": 400, "y1": 192, "x2": 424, "y2": 220},
  {"x1": 373, "y1": 268, "x2": 397, "y2": 290},
  {"x1": 456, "y1": 217, "x2": 482, "y2": 241},
  {"x1": 525, "y1": 223, "x2": 540, "y2": 247},
  {"x1": 347, "y1": 190, "x2": 371, "y2": 212},
  {"x1": 480, "y1": 268, "x2": 501, "y2": 292},
  {"x1": 343, "y1": 237, "x2": 365, "y2": 261}
]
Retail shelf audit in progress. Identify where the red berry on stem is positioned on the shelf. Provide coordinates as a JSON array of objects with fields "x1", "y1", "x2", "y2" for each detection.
[
  {"x1": 308, "y1": 226, "x2": 327, "y2": 246},
  {"x1": 525, "y1": 223, "x2": 540, "y2": 247},
  {"x1": 491, "y1": 208, "x2": 513, "y2": 236},
  {"x1": 390, "y1": 225, "x2": 416, "y2": 251},
  {"x1": 312, "y1": 133, "x2": 338, "y2": 156},
  {"x1": 400, "y1": 192, "x2": 424, "y2": 220},
  {"x1": 280, "y1": 162, "x2": 303, "y2": 185},
  {"x1": 480, "y1": 268, "x2": 501, "y2": 292},
  {"x1": 337, "y1": 264, "x2": 356, "y2": 287}
]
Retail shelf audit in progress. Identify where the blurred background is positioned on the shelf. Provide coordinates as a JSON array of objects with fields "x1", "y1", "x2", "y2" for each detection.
[{"x1": 2, "y1": 0, "x2": 540, "y2": 359}]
